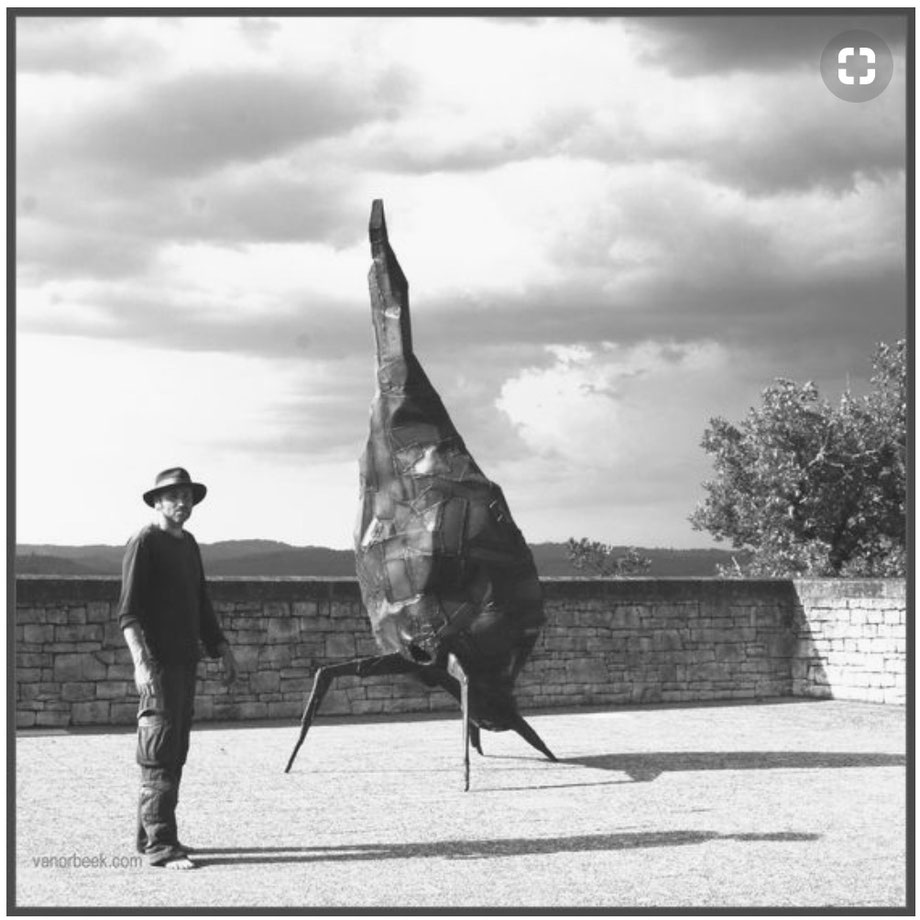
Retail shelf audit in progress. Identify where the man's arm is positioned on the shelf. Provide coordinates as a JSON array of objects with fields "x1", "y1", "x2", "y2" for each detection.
[
  {"x1": 123, "y1": 623, "x2": 159, "y2": 696},
  {"x1": 191, "y1": 536, "x2": 238, "y2": 686},
  {"x1": 117, "y1": 530, "x2": 159, "y2": 696}
]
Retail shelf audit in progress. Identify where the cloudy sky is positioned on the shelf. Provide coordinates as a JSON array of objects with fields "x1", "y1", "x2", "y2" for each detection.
[{"x1": 15, "y1": 11, "x2": 908, "y2": 550}]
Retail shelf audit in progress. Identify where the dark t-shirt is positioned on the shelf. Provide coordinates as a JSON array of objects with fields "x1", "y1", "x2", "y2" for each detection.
[{"x1": 117, "y1": 524, "x2": 226, "y2": 664}]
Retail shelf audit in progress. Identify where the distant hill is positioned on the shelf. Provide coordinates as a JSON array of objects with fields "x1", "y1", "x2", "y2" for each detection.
[
  {"x1": 15, "y1": 540, "x2": 355, "y2": 577},
  {"x1": 16, "y1": 540, "x2": 737, "y2": 578},
  {"x1": 15, "y1": 553, "x2": 102, "y2": 576}
]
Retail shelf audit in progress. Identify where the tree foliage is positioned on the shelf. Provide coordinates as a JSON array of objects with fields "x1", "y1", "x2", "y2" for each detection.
[
  {"x1": 689, "y1": 340, "x2": 906, "y2": 577},
  {"x1": 566, "y1": 539, "x2": 652, "y2": 577}
]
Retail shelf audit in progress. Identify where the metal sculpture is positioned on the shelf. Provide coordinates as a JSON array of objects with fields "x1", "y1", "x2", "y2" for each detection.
[{"x1": 286, "y1": 200, "x2": 555, "y2": 788}]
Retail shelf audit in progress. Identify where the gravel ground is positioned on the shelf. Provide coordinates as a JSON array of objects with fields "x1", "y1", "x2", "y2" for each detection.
[{"x1": 13, "y1": 698, "x2": 908, "y2": 912}]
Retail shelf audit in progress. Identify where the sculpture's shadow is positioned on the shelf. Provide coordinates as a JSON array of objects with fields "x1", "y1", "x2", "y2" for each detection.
[
  {"x1": 560, "y1": 750, "x2": 906, "y2": 783},
  {"x1": 193, "y1": 829, "x2": 820, "y2": 866},
  {"x1": 477, "y1": 749, "x2": 907, "y2": 791}
]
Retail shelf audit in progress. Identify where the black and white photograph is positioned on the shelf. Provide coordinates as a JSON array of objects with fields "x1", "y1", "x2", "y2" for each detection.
[{"x1": 11, "y1": 7, "x2": 911, "y2": 913}]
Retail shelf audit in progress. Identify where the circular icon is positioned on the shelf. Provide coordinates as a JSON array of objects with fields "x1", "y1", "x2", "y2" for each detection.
[{"x1": 821, "y1": 30, "x2": 893, "y2": 102}]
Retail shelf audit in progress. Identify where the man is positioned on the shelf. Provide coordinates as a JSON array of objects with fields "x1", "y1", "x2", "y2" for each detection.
[{"x1": 117, "y1": 467, "x2": 238, "y2": 870}]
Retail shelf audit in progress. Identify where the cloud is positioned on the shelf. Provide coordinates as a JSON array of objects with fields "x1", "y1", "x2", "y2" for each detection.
[
  {"x1": 488, "y1": 339, "x2": 749, "y2": 544},
  {"x1": 54, "y1": 71, "x2": 374, "y2": 181},
  {"x1": 13, "y1": 14, "x2": 907, "y2": 548},
  {"x1": 15, "y1": 16, "x2": 167, "y2": 75},
  {"x1": 564, "y1": 62, "x2": 905, "y2": 196},
  {"x1": 628, "y1": 14, "x2": 909, "y2": 76},
  {"x1": 497, "y1": 339, "x2": 730, "y2": 465},
  {"x1": 19, "y1": 153, "x2": 903, "y2": 408}
]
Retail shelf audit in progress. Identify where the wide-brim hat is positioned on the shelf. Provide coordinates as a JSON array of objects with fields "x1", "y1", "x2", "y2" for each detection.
[{"x1": 143, "y1": 467, "x2": 208, "y2": 507}]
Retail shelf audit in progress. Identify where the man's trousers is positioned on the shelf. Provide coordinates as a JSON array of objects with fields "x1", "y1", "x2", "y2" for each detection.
[{"x1": 135, "y1": 663, "x2": 197, "y2": 866}]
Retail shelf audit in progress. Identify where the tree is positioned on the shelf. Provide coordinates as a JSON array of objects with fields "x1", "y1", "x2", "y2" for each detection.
[
  {"x1": 689, "y1": 340, "x2": 906, "y2": 577},
  {"x1": 566, "y1": 539, "x2": 652, "y2": 577}
]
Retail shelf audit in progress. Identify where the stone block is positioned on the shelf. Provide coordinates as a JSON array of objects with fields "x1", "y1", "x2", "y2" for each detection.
[
  {"x1": 55, "y1": 624, "x2": 103, "y2": 644},
  {"x1": 351, "y1": 699, "x2": 386, "y2": 716},
  {"x1": 356, "y1": 637, "x2": 379, "y2": 657},
  {"x1": 790, "y1": 659, "x2": 810, "y2": 680},
  {"x1": 83, "y1": 654, "x2": 109, "y2": 682},
  {"x1": 212, "y1": 701, "x2": 241, "y2": 720},
  {"x1": 612, "y1": 607, "x2": 641, "y2": 630},
  {"x1": 631, "y1": 684, "x2": 663, "y2": 703},
  {"x1": 86, "y1": 602, "x2": 111, "y2": 623},
  {"x1": 233, "y1": 630, "x2": 264, "y2": 645},
  {"x1": 53, "y1": 654, "x2": 82, "y2": 682},
  {"x1": 103, "y1": 622, "x2": 124, "y2": 647},
  {"x1": 110, "y1": 702, "x2": 137, "y2": 725},
  {"x1": 714, "y1": 642, "x2": 744, "y2": 663},
  {"x1": 16, "y1": 607, "x2": 45, "y2": 625},
  {"x1": 36, "y1": 710, "x2": 71, "y2": 728},
  {"x1": 236, "y1": 701, "x2": 269, "y2": 720},
  {"x1": 259, "y1": 644, "x2": 293, "y2": 669},
  {"x1": 325, "y1": 634, "x2": 356, "y2": 658},
  {"x1": 61, "y1": 682, "x2": 96, "y2": 702},
  {"x1": 692, "y1": 661, "x2": 727, "y2": 682},
  {"x1": 266, "y1": 617, "x2": 300, "y2": 644},
  {"x1": 329, "y1": 601, "x2": 356, "y2": 620},
  {"x1": 564, "y1": 658, "x2": 609, "y2": 684},
  {"x1": 107, "y1": 664, "x2": 134, "y2": 681},
  {"x1": 194, "y1": 697, "x2": 214, "y2": 720},
  {"x1": 96, "y1": 681, "x2": 133, "y2": 700},
  {"x1": 17, "y1": 652, "x2": 52, "y2": 669},
  {"x1": 16, "y1": 711, "x2": 37, "y2": 728},
  {"x1": 267, "y1": 700, "x2": 301, "y2": 720},
  {"x1": 23, "y1": 625, "x2": 54, "y2": 644},
  {"x1": 232, "y1": 646, "x2": 259, "y2": 672},
  {"x1": 321, "y1": 689, "x2": 351, "y2": 714},
  {"x1": 280, "y1": 676, "x2": 311, "y2": 695},
  {"x1": 72, "y1": 700, "x2": 111, "y2": 724},
  {"x1": 292, "y1": 601, "x2": 319, "y2": 619},
  {"x1": 250, "y1": 671, "x2": 280, "y2": 694},
  {"x1": 18, "y1": 682, "x2": 43, "y2": 702},
  {"x1": 265, "y1": 601, "x2": 291, "y2": 618}
]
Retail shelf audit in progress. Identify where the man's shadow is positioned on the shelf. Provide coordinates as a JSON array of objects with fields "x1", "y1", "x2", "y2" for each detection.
[{"x1": 193, "y1": 829, "x2": 820, "y2": 866}]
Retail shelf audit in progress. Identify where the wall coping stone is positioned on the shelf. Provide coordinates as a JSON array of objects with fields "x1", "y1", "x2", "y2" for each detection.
[{"x1": 15, "y1": 574, "x2": 905, "y2": 611}]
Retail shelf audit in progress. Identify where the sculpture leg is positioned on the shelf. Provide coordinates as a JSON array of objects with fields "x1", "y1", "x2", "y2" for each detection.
[
  {"x1": 445, "y1": 654, "x2": 471, "y2": 791},
  {"x1": 468, "y1": 721, "x2": 483, "y2": 757},
  {"x1": 419, "y1": 668, "x2": 484, "y2": 756},
  {"x1": 284, "y1": 653, "x2": 416, "y2": 773},
  {"x1": 510, "y1": 712, "x2": 557, "y2": 762}
]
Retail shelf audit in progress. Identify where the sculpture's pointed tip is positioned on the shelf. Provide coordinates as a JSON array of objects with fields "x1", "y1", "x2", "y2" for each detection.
[
  {"x1": 370, "y1": 199, "x2": 387, "y2": 248},
  {"x1": 511, "y1": 713, "x2": 557, "y2": 761}
]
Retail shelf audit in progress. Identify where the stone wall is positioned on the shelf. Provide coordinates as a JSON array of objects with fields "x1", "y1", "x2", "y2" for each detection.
[
  {"x1": 791, "y1": 579, "x2": 907, "y2": 704},
  {"x1": 519, "y1": 579, "x2": 796, "y2": 708},
  {"x1": 13, "y1": 576, "x2": 906, "y2": 728}
]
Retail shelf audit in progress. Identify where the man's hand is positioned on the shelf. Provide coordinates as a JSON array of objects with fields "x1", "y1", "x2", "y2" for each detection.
[
  {"x1": 219, "y1": 646, "x2": 239, "y2": 687},
  {"x1": 134, "y1": 658, "x2": 159, "y2": 697}
]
